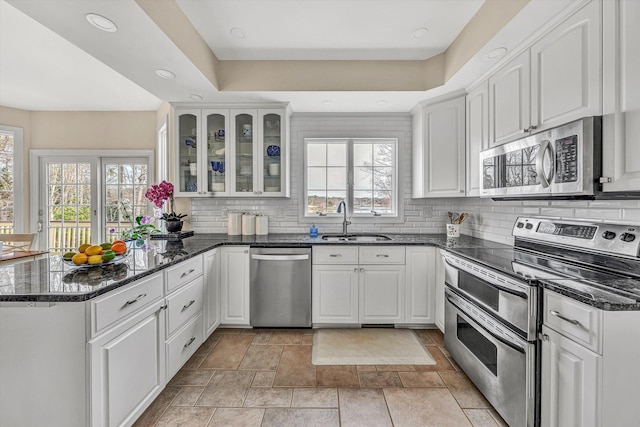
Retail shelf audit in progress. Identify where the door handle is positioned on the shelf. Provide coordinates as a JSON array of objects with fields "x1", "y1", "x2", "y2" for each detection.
[
  {"x1": 251, "y1": 254, "x2": 309, "y2": 261},
  {"x1": 536, "y1": 139, "x2": 554, "y2": 188},
  {"x1": 549, "y1": 310, "x2": 580, "y2": 326}
]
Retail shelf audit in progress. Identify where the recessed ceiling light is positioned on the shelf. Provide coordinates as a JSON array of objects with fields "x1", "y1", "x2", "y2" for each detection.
[
  {"x1": 411, "y1": 28, "x2": 429, "y2": 39},
  {"x1": 230, "y1": 27, "x2": 246, "y2": 39},
  {"x1": 377, "y1": 100, "x2": 389, "y2": 106},
  {"x1": 322, "y1": 100, "x2": 333, "y2": 105},
  {"x1": 155, "y1": 69, "x2": 176, "y2": 79},
  {"x1": 85, "y1": 13, "x2": 118, "y2": 33},
  {"x1": 189, "y1": 94, "x2": 203, "y2": 101},
  {"x1": 486, "y1": 47, "x2": 508, "y2": 60}
]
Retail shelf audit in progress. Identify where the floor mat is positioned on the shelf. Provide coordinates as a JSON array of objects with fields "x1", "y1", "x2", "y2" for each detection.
[{"x1": 312, "y1": 328, "x2": 436, "y2": 365}]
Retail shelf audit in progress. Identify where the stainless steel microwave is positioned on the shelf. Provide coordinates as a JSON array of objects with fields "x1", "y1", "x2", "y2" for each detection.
[{"x1": 479, "y1": 117, "x2": 601, "y2": 199}]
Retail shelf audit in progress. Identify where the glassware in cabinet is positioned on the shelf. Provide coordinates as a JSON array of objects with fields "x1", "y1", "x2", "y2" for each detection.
[
  {"x1": 233, "y1": 112, "x2": 256, "y2": 194},
  {"x1": 262, "y1": 112, "x2": 282, "y2": 194},
  {"x1": 177, "y1": 111, "x2": 199, "y2": 194},
  {"x1": 205, "y1": 111, "x2": 228, "y2": 194}
]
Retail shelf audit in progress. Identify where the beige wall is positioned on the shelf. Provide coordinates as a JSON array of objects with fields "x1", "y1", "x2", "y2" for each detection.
[{"x1": 0, "y1": 107, "x2": 157, "y2": 232}]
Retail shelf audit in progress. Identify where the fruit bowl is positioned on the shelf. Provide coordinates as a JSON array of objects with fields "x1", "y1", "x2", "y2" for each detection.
[
  {"x1": 62, "y1": 252, "x2": 129, "y2": 269},
  {"x1": 62, "y1": 241, "x2": 130, "y2": 269}
]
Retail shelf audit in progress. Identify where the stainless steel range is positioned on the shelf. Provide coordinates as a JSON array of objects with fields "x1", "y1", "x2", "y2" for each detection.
[{"x1": 444, "y1": 216, "x2": 640, "y2": 427}]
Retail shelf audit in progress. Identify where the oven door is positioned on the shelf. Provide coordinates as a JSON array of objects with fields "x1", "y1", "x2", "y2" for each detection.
[
  {"x1": 444, "y1": 253, "x2": 537, "y2": 340},
  {"x1": 445, "y1": 289, "x2": 536, "y2": 427}
]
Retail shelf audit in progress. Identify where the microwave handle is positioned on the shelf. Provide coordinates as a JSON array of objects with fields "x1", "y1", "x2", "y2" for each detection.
[{"x1": 536, "y1": 139, "x2": 555, "y2": 188}]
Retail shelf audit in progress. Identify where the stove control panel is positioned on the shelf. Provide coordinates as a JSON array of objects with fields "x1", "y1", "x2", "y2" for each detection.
[{"x1": 513, "y1": 217, "x2": 640, "y2": 258}]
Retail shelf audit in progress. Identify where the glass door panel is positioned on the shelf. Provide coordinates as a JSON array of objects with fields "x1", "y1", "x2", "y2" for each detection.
[
  {"x1": 235, "y1": 113, "x2": 254, "y2": 193},
  {"x1": 206, "y1": 112, "x2": 227, "y2": 194},
  {"x1": 103, "y1": 159, "x2": 149, "y2": 241},
  {"x1": 262, "y1": 113, "x2": 282, "y2": 193},
  {"x1": 177, "y1": 112, "x2": 199, "y2": 194}
]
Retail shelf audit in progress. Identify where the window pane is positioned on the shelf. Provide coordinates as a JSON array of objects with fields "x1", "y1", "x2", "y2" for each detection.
[
  {"x1": 307, "y1": 191, "x2": 326, "y2": 214},
  {"x1": 307, "y1": 144, "x2": 326, "y2": 166},
  {"x1": 62, "y1": 164, "x2": 77, "y2": 183},
  {"x1": 353, "y1": 191, "x2": 372, "y2": 213},
  {"x1": 327, "y1": 144, "x2": 347, "y2": 166},
  {"x1": 105, "y1": 165, "x2": 118, "y2": 184},
  {"x1": 326, "y1": 167, "x2": 347, "y2": 190},
  {"x1": 373, "y1": 143, "x2": 394, "y2": 166},
  {"x1": 326, "y1": 191, "x2": 346, "y2": 213},
  {"x1": 307, "y1": 167, "x2": 326, "y2": 190},
  {"x1": 373, "y1": 191, "x2": 393, "y2": 211},
  {"x1": 120, "y1": 165, "x2": 134, "y2": 184},
  {"x1": 373, "y1": 167, "x2": 393, "y2": 190},
  {"x1": 48, "y1": 163, "x2": 62, "y2": 184},
  {"x1": 354, "y1": 167, "x2": 373, "y2": 191},
  {"x1": 354, "y1": 143, "x2": 372, "y2": 167}
]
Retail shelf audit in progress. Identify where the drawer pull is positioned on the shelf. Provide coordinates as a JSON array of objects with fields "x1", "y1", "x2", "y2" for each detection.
[
  {"x1": 182, "y1": 299, "x2": 196, "y2": 311},
  {"x1": 123, "y1": 293, "x2": 147, "y2": 307},
  {"x1": 180, "y1": 269, "x2": 196, "y2": 278},
  {"x1": 376, "y1": 254, "x2": 389, "y2": 258},
  {"x1": 550, "y1": 310, "x2": 580, "y2": 326},
  {"x1": 183, "y1": 336, "x2": 196, "y2": 349},
  {"x1": 329, "y1": 254, "x2": 342, "y2": 258}
]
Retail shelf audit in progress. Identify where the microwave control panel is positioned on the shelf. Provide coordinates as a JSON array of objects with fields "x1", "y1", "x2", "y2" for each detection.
[{"x1": 555, "y1": 135, "x2": 578, "y2": 183}]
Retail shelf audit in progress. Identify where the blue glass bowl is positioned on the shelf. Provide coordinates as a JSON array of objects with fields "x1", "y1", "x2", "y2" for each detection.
[{"x1": 266, "y1": 145, "x2": 280, "y2": 157}]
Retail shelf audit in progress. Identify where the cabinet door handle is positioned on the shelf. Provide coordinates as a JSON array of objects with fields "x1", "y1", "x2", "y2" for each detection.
[
  {"x1": 354, "y1": 268, "x2": 358, "y2": 272},
  {"x1": 376, "y1": 254, "x2": 389, "y2": 258},
  {"x1": 329, "y1": 254, "x2": 342, "y2": 258},
  {"x1": 183, "y1": 336, "x2": 196, "y2": 349},
  {"x1": 359, "y1": 268, "x2": 364, "y2": 273},
  {"x1": 180, "y1": 269, "x2": 195, "y2": 278},
  {"x1": 550, "y1": 310, "x2": 580, "y2": 326},
  {"x1": 182, "y1": 299, "x2": 196, "y2": 311},
  {"x1": 123, "y1": 293, "x2": 146, "y2": 307}
]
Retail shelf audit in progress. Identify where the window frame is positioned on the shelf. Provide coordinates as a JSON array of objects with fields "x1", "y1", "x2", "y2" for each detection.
[
  {"x1": 0, "y1": 125, "x2": 24, "y2": 233},
  {"x1": 303, "y1": 137, "x2": 400, "y2": 221}
]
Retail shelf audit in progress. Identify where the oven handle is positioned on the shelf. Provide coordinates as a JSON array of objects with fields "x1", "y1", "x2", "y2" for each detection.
[
  {"x1": 444, "y1": 258, "x2": 528, "y2": 299},
  {"x1": 446, "y1": 292, "x2": 526, "y2": 354}
]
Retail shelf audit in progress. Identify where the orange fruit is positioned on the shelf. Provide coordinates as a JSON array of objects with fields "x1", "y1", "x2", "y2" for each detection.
[
  {"x1": 71, "y1": 253, "x2": 88, "y2": 265},
  {"x1": 111, "y1": 239, "x2": 126, "y2": 246},
  {"x1": 111, "y1": 242, "x2": 126, "y2": 254},
  {"x1": 85, "y1": 245, "x2": 103, "y2": 256},
  {"x1": 78, "y1": 243, "x2": 91, "y2": 253},
  {"x1": 88, "y1": 255, "x2": 103, "y2": 265}
]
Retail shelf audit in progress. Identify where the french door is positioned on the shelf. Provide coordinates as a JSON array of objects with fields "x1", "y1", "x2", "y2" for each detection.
[{"x1": 35, "y1": 153, "x2": 152, "y2": 254}]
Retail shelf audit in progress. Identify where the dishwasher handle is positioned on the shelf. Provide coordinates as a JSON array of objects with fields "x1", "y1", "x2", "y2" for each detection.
[{"x1": 251, "y1": 254, "x2": 310, "y2": 261}]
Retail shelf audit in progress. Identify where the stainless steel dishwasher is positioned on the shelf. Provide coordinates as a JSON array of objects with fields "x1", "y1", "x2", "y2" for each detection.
[{"x1": 250, "y1": 247, "x2": 312, "y2": 327}]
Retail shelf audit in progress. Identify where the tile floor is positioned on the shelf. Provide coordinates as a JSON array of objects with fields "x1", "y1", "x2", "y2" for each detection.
[{"x1": 133, "y1": 328, "x2": 508, "y2": 427}]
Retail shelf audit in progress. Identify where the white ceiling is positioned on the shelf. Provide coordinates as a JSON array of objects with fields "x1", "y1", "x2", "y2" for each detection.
[
  {"x1": 177, "y1": 0, "x2": 484, "y2": 60},
  {"x1": 0, "y1": 0, "x2": 575, "y2": 113}
]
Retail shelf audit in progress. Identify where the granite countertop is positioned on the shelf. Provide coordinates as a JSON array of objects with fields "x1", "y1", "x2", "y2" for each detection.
[
  {"x1": 3, "y1": 232, "x2": 639, "y2": 311},
  {"x1": 0, "y1": 233, "x2": 498, "y2": 303}
]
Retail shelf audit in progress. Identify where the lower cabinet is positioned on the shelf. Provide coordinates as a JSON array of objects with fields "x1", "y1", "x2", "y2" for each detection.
[
  {"x1": 405, "y1": 246, "x2": 436, "y2": 325},
  {"x1": 312, "y1": 264, "x2": 359, "y2": 324},
  {"x1": 220, "y1": 246, "x2": 251, "y2": 326},
  {"x1": 434, "y1": 249, "x2": 446, "y2": 332},
  {"x1": 89, "y1": 300, "x2": 167, "y2": 427},
  {"x1": 203, "y1": 248, "x2": 221, "y2": 338},
  {"x1": 360, "y1": 265, "x2": 405, "y2": 323}
]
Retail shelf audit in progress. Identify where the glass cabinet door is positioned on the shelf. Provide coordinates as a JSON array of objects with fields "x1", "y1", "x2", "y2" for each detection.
[
  {"x1": 205, "y1": 111, "x2": 228, "y2": 194},
  {"x1": 234, "y1": 112, "x2": 255, "y2": 194},
  {"x1": 177, "y1": 111, "x2": 200, "y2": 194},
  {"x1": 261, "y1": 112, "x2": 282, "y2": 194}
]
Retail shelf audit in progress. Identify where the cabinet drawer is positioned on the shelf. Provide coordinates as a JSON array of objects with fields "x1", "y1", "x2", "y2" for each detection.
[
  {"x1": 91, "y1": 272, "x2": 164, "y2": 337},
  {"x1": 359, "y1": 246, "x2": 405, "y2": 264},
  {"x1": 165, "y1": 255, "x2": 203, "y2": 293},
  {"x1": 313, "y1": 246, "x2": 359, "y2": 264},
  {"x1": 166, "y1": 313, "x2": 203, "y2": 378},
  {"x1": 166, "y1": 276, "x2": 204, "y2": 337},
  {"x1": 544, "y1": 290, "x2": 602, "y2": 353}
]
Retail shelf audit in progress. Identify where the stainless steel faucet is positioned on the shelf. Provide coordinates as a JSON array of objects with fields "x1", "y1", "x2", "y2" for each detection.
[{"x1": 337, "y1": 201, "x2": 351, "y2": 235}]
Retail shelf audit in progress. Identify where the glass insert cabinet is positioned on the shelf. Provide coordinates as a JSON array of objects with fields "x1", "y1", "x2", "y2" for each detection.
[{"x1": 173, "y1": 105, "x2": 290, "y2": 198}]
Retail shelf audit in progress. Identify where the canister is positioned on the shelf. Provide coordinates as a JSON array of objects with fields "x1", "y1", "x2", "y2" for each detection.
[
  {"x1": 255, "y1": 215, "x2": 269, "y2": 235},
  {"x1": 242, "y1": 213, "x2": 256, "y2": 235},
  {"x1": 227, "y1": 211, "x2": 242, "y2": 235}
]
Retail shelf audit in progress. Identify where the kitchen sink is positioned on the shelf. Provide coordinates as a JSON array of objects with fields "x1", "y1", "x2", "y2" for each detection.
[{"x1": 320, "y1": 234, "x2": 393, "y2": 242}]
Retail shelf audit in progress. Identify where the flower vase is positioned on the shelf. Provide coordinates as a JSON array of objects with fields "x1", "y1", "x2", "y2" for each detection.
[{"x1": 165, "y1": 220, "x2": 184, "y2": 233}]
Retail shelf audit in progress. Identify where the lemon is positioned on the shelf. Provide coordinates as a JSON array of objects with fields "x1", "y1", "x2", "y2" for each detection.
[
  {"x1": 71, "y1": 253, "x2": 88, "y2": 265},
  {"x1": 88, "y1": 254, "x2": 103, "y2": 265},
  {"x1": 63, "y1": 252, "x2": 77, "y2": 261},
  {"x1": 100, "y1": 242, "x2": 112, "y2": 250},
  {"x1": 101, "y1": 250, "x2": 116, "y2": 262},
  {"x1": 85, "y1": 245, "x2": 103, "y2": 256},
  {"x1": 78, "y1": 243, "x2": 91, "y2": 253}
]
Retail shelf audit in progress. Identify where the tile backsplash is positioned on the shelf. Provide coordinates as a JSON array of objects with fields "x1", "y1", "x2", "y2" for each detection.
[{"x1": 190, "y1": 113, "x2": 640, "y2": 245}]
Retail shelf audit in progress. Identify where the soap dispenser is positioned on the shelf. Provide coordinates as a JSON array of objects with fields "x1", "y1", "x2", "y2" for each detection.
[{"x1": 310, "y1": 224, "x2": 318, "y2": 238}]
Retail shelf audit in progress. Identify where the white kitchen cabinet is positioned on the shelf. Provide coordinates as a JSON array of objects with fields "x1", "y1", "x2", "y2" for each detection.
[
  {"x1": 312, "y1": 264, "x2": 360, "y2": 324},
  {"x1": 173, "y1": 104, "x2": 290, "y2": 198},
  {"x1": 412, "y1": 95, "x2": 466, "y2": 198},
  {"x1": 465, "y1": 81, "x2": 489, "y2": 196},
  {"x1": 541, "y1": 325, "x2": 600, "y2": 427},
  {"x1": 360, "y1": 265, "x2": 405, "y2": 324},
  {"x1": 404, "y1": 246, "x2": 436, "y2": 324},
  {"x1": 488, "y1": 50, "x2": 531, "y2": 147},
  {"x1": 531, "y1": 0, "x2": 601, "y2": 131},
  {"x1": 89, "y1": 299, "x2": 166, "y2": 427},
  {"x1": 220, "y1": 246, "x2": 250, "y2": 326},
  {"x1": 434, "y1": 249, "x2": 446, "y2": 332},
  {"x1": 203, "y1": 248, "x2": 221, "y2": 338},
  {"x1": 602, "y1": 0, "x2": 640, "y2": 192}
]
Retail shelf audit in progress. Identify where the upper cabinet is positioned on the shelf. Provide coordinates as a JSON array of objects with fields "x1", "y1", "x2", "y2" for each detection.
[
  {"x1": 487, "y1": 0, "x2": 601, "y2": 147},
  {"x1": 173, "y1": 104, "x2": 290, "y2": 198},
  {"x1": 466, "y1": 81, "x2": 489, "y2": 196},
  {"x1": 601, "y1": 0, "x2": 640, "y2": 192},
  {"x1": 412, "y1": 95, "x2": 466, "y2": 198}
]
